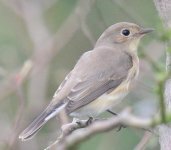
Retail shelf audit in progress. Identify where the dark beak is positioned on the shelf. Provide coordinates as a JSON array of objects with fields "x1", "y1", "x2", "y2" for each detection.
[{"x1": 139, "y1": 28, "x2": 154, "y2": 35}]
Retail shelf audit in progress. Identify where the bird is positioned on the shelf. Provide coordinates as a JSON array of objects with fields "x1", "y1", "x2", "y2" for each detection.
[{"x1": 19, "y1": 22, "x2": 153, "y2": 141}]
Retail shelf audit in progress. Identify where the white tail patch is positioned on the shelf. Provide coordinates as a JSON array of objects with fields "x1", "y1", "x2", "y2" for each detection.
[{"x1": 45, "y1": 103, "x2": 67, "y2": 121}]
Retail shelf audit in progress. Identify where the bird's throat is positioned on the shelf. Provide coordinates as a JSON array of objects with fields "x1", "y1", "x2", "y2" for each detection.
[{"x1": 129, "y1": 39, "x2": 140, "y2": 52}]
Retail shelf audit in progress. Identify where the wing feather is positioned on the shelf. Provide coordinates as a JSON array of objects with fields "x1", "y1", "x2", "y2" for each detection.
[
  {"x1": 66, "y1": 78, "x2": 124, "y2": 113},
  {"x1": 48, "y1": 47, "x2": 133, "y2": 115}
]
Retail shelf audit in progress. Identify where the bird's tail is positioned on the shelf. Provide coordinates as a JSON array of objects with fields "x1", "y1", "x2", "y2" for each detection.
[{"x1": 19, "y1": 103, "x2": 66, "y2": 141}]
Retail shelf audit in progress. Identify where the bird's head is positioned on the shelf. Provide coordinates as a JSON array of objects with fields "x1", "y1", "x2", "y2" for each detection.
[{"x1": 95, "y1": 22, "x2": 153, "y2": 52}]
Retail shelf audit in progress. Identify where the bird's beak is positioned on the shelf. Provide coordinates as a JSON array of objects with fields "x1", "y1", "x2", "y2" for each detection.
[{"x1": 139, "y1": 28, "x2": 154, "y2": 35}]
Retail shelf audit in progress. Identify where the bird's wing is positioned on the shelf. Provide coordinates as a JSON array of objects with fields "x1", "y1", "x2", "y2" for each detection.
[
  {"x1": 56, "y1": 47, "x2": 134, "y2": 113},
  {"x1": 66, "y1": 76, "x2": 125, "y2": 113}
]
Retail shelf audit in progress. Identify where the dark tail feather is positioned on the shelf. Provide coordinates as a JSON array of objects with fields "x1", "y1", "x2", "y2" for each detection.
[
  {"x1": 19, "y1": 102, "x2": 66, "y2": 141},
  {"x1": 19, "y1": 109, "x2": 50, "y2": 141}
]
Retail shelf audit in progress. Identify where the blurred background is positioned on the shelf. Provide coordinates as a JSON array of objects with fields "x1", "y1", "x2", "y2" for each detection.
[{"x1": 0, "y1": 0, "x2": 166, "y2": 149}]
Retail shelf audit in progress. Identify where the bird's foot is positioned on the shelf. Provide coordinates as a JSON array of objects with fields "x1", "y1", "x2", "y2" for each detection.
[
  {"x1": 74, "y1": 117, "x2": 93, "y2": 128},
  {"x1": 107, "y1": 109, "x2": 118, "y2": 115},
  {"x1": 86, "y1": 117, "x2": 93, "y2": 126},
  {"x1": 107, "y1": 109, "x2": 127, "y2": 131},
  {"x1": 116, "y1": 124, "x2": 126, "y2": 131}
]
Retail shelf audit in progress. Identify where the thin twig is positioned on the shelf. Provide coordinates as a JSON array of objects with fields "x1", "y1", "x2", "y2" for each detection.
[
  {"x1": 7, "y1": 86, "x2": 25, "y2": 150},
  {"x1": 134, "y1": 131, "x2": 152, "y2": 150},
  {"x1": 45, "y1": 108, "x2": 156, "y2": 150},
  {"x1": 0, "y1": 60, "x2": 32, "y2": 102}
]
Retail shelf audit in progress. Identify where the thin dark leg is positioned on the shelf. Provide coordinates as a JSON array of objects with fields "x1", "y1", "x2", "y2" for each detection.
[
  {"x1": 76, "y1": 117, "x2": 94, "y2": 127},
  {"x1": 107, "y1": 109, "x2": 126, "y2": 131},
  {"x1": 86, "y1": 117, "x2": 93, "y2": 126},
  {"x1": 107, "y1": 109, "x2": 117, "y2": 115}
]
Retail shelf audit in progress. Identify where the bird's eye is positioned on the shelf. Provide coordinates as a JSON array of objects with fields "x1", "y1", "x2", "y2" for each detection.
[{"x1": 121, "y1": 29, "x2": 130, "y2": 36}]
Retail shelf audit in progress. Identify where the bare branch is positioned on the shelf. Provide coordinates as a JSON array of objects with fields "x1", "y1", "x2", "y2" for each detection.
[
  {"x1": 2, "y1": 0, "x2": 96, "y2": 110},
  {"x1": 0, "y1": 60, "x2": 32, "y2": 101},
  {"x1": 0, "y1": 60, "x2": 32, "y2": 149},
  {"x1": 7, "y1": 86, "x2": 26, "y2": 149},
  {"x1": 52, "y1": 0, "x2": 96, "y2": 56},
  {"x1": 134, "y1": 131, "x2": 152, "y2": 150},
  {"x1": 45, "y1": 108, "x2": 155, "y2": 150}
]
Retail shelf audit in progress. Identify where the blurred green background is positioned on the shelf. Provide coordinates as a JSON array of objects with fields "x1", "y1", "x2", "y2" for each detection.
[{"x1": 0, "y1": 0, "x2": 164, "y2": 149}]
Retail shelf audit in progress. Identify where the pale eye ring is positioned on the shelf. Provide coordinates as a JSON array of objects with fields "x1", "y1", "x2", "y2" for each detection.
[{"x1": 121, "y1": 29, "x2": 130, "y2": 36}]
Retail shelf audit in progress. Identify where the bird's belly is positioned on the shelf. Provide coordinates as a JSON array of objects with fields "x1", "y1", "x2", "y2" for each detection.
[{"x1": 70, "y1": 82, "x2": 129, "y2": 118}]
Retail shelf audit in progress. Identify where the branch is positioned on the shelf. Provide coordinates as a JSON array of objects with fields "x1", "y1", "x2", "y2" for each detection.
[
  {"x1": 0, "y1": 60, "x2": 32, "y2": 101},
  {"x1": 0, "y1": 60, "x2": 32, "y2": 149},
  {"x1": 134, "y1": 131, "x2": 152, "y2": 150},
  {"x1": 7, "y1": 86, "x2": 26, "y2": 149},
  {"x1": 52, "y1": 0, "x2": 96, "y2": 56},
  {"x1": 45, "y1": 108, "x2": 159, "y2": 150},
  {"x1": 2, "y1": 0, "x2": 96, "y2": 111}
]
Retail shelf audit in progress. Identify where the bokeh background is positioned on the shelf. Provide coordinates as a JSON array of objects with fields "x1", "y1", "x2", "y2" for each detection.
[{"x1": 0, "y1": 0, "x2": 166, "y2": 149}]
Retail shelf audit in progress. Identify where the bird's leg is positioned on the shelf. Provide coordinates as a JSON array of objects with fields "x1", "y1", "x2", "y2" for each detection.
[
  {"x1": 86, "y1": 117, "x2": 94, "y2": 126},
  {"x1": 106, "y1": 109, "x2": 126, "y2": 131},
  {"x1": 106, "y1": 109, "x2": 118, "y2": 115},
  {"x1": 74, "y1": 117, "x2": 93, "y2": 128}
]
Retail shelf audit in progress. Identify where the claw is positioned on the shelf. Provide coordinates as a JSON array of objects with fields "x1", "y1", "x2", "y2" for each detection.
[
  {"x1": 86, "y1": 117, "x2": 93, "y2": 126},
  {"x1": 106, "y1": 110, "x2": 127, "y2": 131},
  {"x1": 116, "y1": 124, "x2": 126, "y2": 132}
]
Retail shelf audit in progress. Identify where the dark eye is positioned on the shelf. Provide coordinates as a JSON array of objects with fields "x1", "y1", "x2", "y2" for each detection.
[{"x1": 121, "y1": 29, "x2": 130, "y2": 36}]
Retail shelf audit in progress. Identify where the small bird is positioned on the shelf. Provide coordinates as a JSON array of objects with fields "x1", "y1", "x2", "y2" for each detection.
[{"x1": 19, "y1": 22, "x2": 153, "y2": 141}]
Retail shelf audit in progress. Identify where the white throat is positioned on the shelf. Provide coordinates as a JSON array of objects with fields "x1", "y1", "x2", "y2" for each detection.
[{"x1": 129, "y1": 39, "x2": 140, "y2": 52}]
